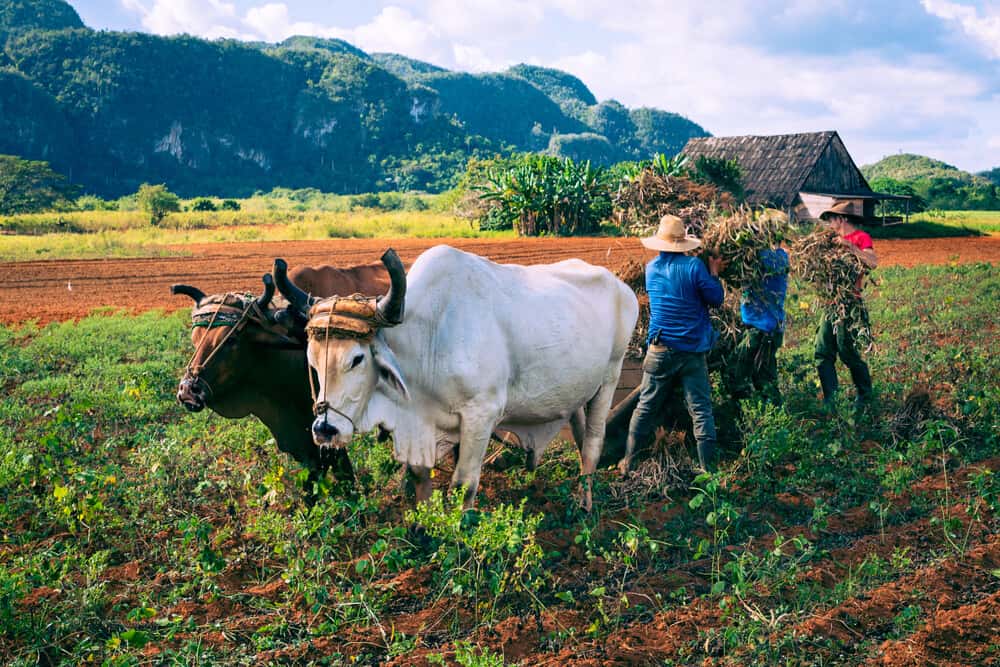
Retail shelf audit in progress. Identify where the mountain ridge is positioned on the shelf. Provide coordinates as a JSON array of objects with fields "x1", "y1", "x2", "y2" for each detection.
[{"x1": 0, "y1": 0, "x2": 710, "y2": 196}]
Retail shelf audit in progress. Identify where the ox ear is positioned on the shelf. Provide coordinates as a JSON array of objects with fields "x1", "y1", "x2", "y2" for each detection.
[{"x1": 372, "y1": 336, "x2": 409, "y2": 401}]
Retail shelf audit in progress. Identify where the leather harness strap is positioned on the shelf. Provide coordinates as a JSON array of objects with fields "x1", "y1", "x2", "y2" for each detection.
[{"x1": 183, "y1": 295, "x2": 291, "y2": 395}]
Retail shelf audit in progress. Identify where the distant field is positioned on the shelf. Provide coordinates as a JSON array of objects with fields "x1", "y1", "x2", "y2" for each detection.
[
  {"x1": 1, "y1": 206, "x2": 996, "y2": 263},
  {"x1": 0, "y1": 209, "x2": 512, "y2": 262},
  {"x1": 911, "y1": 209, "x2": 1000, "y2": 232},
  {"x1": 867, "y1": 210, "x2": 1000, "y2": 239}
]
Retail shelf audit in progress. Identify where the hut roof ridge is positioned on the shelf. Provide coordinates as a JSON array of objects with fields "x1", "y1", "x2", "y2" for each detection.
[{"x1": 682, "y1": 130, "x2": 842, "y2": 207}]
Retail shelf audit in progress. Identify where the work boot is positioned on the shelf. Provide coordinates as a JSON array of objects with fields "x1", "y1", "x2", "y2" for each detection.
[{"x1": 696, "y1": 439, "x2": 717, "y2": 474}]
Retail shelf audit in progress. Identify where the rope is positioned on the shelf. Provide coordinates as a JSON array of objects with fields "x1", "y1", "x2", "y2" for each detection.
[
  {"x1": 183, "y1": 297, "x2": 255, "y2": 385},
  {"x1": 304, "y1": 293, "x2": 402, "y2": 432}
]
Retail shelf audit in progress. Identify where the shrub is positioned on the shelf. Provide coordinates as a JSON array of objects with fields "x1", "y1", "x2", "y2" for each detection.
[
  {"x1": 75, "y1": 195, "x2": 116, "y2": 211},
  {"x1": 136, "y1": 183, "x2": 180, "y2": 226},
  {"x1": 349, "y1": 193, "x2": 381, "y2": 210},
  {"x1": 471, "y1": 153, "x2": 613, "y2": 236},
  {"x1": 190, "y1": 198, "x2": 217, "y2": 212},
  {"x1": 220, "y1": 199, "x2": 241, "y2": 211}
]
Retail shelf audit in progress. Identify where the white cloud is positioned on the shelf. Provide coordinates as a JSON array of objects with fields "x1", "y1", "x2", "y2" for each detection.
[
  {"x1": 546, "y1": 4, "x2": 996, "y2": 169},
  {"x1": 349, "y1": 7, "x2": 446, "y2": 62},
  {"x1": 452, "y1": 43, "x2": 503, "y2": 72},
  {"x1": 426, "y1": 0, "x2": 545, "y2": 42},
  {"x1": 922, "y1": 0, "x2": 1000, "y2": 59},
  {"x1": 120, "y1": 0, "x2": 147, "y2": 14},
  {"x1": 141, "y1": 0, "x2": 238, "y2": 37}
]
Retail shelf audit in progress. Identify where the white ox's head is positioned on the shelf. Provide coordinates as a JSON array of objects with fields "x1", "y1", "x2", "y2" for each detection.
[{"x1": 274, "y1": 250, "x2": 409, "y2": 447}]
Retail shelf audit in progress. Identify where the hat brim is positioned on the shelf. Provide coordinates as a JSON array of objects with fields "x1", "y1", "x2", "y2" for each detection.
[
  {"x1": 641, "y1": 236, "x2": 702, "y2": 252},
  {"x1": 820, "y1": 210, "x2": 865, "y2": 223}
]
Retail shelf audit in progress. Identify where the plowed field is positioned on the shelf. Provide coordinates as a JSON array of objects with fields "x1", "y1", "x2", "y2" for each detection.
[
  {"x1": 2, "y1": 235, "x2": 998, "y2": 324},
  {"x1": 2, "y1": 235, "x2": 999, "y2": 666}
]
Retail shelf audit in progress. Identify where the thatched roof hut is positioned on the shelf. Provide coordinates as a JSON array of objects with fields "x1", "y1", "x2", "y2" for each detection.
[{"x1": 682, "y1": 131, "x2": 908, "y2": 223}]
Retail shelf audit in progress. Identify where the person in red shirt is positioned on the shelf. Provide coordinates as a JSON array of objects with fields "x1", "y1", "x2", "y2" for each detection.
[{"x1": 815, "y1": 201, "x2": 877, "y2": 409}]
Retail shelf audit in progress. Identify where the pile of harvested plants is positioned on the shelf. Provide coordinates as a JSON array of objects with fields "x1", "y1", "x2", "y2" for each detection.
[
  {"x1": 701, "y1": 207, "x2": 790, "y2": 290},
  {"x1": 790, "y1": 227, "x2": 874, "y2": 351},
  {"x1": 613, "y1": 170, "x2": 731, "y2": 237}
]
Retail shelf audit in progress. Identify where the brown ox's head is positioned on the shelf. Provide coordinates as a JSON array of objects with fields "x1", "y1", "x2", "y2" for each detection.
[
  {"x1": 172, "y1": 274, "x2": 297, "y2": 412},
  {"x1": 275, "y1": 250, "x2": 408, "y2": 447}
]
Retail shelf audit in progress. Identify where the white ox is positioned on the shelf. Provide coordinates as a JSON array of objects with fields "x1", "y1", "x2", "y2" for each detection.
[{"x1": 275, "y1": 245, "x2": 639, "y2": 510}]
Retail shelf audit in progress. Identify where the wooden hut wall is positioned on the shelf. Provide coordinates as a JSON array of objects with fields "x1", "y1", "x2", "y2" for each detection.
[{"x1": 801, "y1": 136, "x2": 869, "y2": 195}]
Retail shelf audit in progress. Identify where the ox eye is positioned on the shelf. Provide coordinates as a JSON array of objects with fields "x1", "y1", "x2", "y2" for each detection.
[{"x1": 350, "y1": 354, "x2": 365, "y2": 370}]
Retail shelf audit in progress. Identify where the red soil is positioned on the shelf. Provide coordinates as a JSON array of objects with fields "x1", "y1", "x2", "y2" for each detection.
[{"x1": 2, "y1": 235, "x2": 998, "y2": 325}]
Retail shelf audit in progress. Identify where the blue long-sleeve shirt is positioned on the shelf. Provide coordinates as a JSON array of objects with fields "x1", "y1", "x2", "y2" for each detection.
[
  {"x1": 740, "y1": 248, "x2": 788, "y2": 333},
  {"x1": 646, "y1": 252, "x2": 725, "y2": 352}
]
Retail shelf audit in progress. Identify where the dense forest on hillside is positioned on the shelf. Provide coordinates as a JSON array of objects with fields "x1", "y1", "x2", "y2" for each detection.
[
  {"x1": 862, "y1": 154, "x2": 1000, "y2": 211},
  {"x1": 0, "y1": 0, "x2": 709, "y2": 197}
]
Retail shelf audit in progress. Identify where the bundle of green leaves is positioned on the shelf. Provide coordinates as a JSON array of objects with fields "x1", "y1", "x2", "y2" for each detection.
[
  {"x1": 700, "y1": 207, "x2": 790, "y2": 291},
  {"x1": 790, "y1": 227, "x2": 873, "y2": 349}
]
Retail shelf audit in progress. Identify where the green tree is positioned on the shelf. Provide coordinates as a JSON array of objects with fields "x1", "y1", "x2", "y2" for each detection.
[
  {"x1": 136, "y1": 183, "x2": 180, "y2": 225},
  {"x1": 868, "y1": 176, "x2": 926, "y2": 214},
  {"x1": 0, "y1": 154, "x2": 79, "y2": 214},
  {"x1": 693, "y1": 155, "x2": 744, "y2": 199},
  {"x1": 979, "y1": 167, "x2": 1000, "y2": 187},
  {"x1": 190, "y1": 197, "x2": 217, "y2": 211}
]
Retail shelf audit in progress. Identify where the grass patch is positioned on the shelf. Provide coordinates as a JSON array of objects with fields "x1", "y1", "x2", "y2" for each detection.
[
  {"x1": 910, "y1": 209, "x2": 1000, "y2": 233},
  {"x1": 0, "y1": 210, "x2": 514, "y2": 262},
  {"x1": 866, "y1": 219, "x2": 983, "y2": 239}
]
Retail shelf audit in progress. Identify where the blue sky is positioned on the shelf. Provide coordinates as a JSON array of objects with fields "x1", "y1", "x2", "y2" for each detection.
[{"x1": 70, "y1": 0, "x2": 1000, "y2": 172}]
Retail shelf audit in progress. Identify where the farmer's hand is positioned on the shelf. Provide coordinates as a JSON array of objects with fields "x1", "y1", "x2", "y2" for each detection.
[{"x1": 708, "y1": 255, "x2": 727, "y2": 277}]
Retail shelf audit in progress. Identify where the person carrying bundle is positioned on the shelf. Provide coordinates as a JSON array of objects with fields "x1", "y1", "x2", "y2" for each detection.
[
  {"x1": 815, "y1": 201, "x2": 878, "y2": 409},
  {"x1": 727, "y1": 241, "x2": 789, "y2": 405},
  {"x1": 619, "y1": 215, "x2": 727, "y2": 475}
]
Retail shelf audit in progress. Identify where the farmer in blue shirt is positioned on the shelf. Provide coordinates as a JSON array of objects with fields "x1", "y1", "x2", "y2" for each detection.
[
  {"x1": 727, "y1": 246, "x2": 789, "y2": 404},
  {"x1": 618, "y1": 215, "x2": 726, "y2": 475}
]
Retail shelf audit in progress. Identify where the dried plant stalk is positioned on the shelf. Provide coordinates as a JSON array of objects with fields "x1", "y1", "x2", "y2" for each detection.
[
  {"x1": 701, "y1": 207, "x2": 790, "y2": 292},
  {"x1": 613, "y1": 172, "x2": 731, "y2": 237}
]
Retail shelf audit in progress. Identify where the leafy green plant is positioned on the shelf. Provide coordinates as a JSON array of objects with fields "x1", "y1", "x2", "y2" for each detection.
[
  {"x1": 473, "y1": 154, "x2": 613, "y2": 236},
  {"x1": 689, "y1": 471, "x2": 743, "y2": 593},
  {"x1": 406, "y1": 489, "x2": 545, "y2": 618}
]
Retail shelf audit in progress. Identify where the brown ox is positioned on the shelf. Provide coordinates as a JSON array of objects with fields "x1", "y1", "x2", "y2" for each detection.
[{"x1": 172, "y1": 259, "x2": 389, "y2": 496}]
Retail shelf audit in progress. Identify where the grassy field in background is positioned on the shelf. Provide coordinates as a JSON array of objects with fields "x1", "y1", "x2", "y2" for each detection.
[
  {"x1": 908, "y1": 209, "x2": 1000, "y2": 232},
  {"x1": 0, "y1": 203, "x2": 996, "y2": 263},
  {"x1": 0, "y1": 210, "x2": 512, "y2": 262}
]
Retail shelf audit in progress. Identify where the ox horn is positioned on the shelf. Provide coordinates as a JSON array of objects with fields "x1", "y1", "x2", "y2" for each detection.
[
  {"x1": 375, "y1": 248, "x2": 406, "y2": 326},
  {"x1": 256, "y1": 273, "x2": 275, "y2": 310},
  {"x1": 171, "y1": 284, "x2": 205, "y2": 303},
  {"x1": 272, "y1": 258, "x2": 313, "y2": 313}
]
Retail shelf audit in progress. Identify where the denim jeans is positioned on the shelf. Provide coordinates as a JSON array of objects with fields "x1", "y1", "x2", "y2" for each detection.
[{"x1": 622, "y1": 343, "x2": 718, "y2": 471}]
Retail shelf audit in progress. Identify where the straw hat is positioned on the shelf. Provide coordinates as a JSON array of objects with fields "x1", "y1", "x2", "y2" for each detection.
[
  {"x1": 641, "y1": 214, "x2": 702, "y2": 252},
  {"x1": 819, "y1": 200, "x2": 864, "y2": 223}
]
